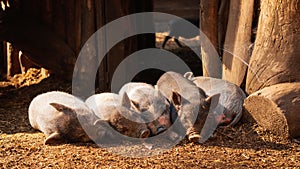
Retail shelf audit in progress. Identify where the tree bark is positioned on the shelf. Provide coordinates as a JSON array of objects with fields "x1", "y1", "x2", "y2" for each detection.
[
  {"x1": 246, "y1": 0, "x2": 300, "y2": 94},
  {"x1": 222, "y1": 0, "x2": 254, "y2": 87},
  {"x1": 244, "y1": 82, "x2": 300, "y2": 139}
]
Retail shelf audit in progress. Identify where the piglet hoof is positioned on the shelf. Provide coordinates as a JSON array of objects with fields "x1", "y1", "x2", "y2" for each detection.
[
  {"x1": 188, "y1": 132, "x2": 200, "y2": 143},
  {"x1": 140, "y1": 129, "x2": 151, "y2": 138}
]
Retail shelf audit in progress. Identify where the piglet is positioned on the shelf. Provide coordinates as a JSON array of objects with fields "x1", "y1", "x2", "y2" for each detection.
[
  {"x1": 85, "y1": 92, "x2": 150, "y2": 139},
  {"x1": 156, "y1": 71, "x2": 219, "y2": 143},
  {"x1": 184, "y1": 72, "x2": 246, "y2": 126},
  {"x1": 119, "y1": 82, "x2": 172, "y2": 136},
  {"x1": 28, "y1": 91, "x2": 95, "y2": 145}
]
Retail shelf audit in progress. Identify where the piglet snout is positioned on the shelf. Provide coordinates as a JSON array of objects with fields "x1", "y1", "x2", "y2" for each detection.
[{"x1": 156, "y1": 126, "x2": 167, "y2": 134}]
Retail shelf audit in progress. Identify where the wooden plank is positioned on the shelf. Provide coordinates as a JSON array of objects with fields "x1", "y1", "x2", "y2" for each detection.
[
  {"x1": 222, "y1": 0, "x2": 254, "y2": 87},
  {"x1": 73, "y1": 0, "x2": 98, "y2": 94},
  {"x1": 52, "y1": 0, "x2": 67, "y2": 41},
  {"x1": 95, "y1": 0, "x2": 107, "y2": 92},
  {"x1": 74, "y1": 0, "x2": 82, "y2": 54},
  {"x1": 65, "y1": 0, "x2": 77, "y2": 51},
  {"x1": 105, "y1": 0, "x2": 128, "y2": 91},
  {"x1": 104, "y1": 0, "x2": 155, "y2": 91},
  {"x1": 80, "y1": 0, "x2": 95, "y2": 46}
]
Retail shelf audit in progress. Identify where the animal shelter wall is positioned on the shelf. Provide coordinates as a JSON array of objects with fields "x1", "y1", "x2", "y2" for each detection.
[{"x1": 0, "y1": 0, "x2": 155, "y2": 91}]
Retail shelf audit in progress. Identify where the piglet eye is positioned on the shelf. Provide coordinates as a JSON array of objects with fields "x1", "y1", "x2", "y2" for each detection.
[{"x1": 201, "y1": 102, "x2": 210, "y2": 110}]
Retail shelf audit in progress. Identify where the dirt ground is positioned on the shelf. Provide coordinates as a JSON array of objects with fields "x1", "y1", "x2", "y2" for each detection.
[{"x1": 0, "y1": 34, "x2": 299, "y2": 168}]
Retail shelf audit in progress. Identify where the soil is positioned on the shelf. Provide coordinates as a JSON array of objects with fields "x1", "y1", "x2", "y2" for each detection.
[{"x1": 0, "y1": 34, "x2": 299, "y2": 168}]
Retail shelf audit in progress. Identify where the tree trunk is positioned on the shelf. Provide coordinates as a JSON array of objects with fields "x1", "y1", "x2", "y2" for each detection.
[
  {"x1": 246, "y1": 0, "x2": 300, "y2": 94},
  {"x1": 244, "y1": 82, "x2": 300, "y2": 140},
  {"x1": 222, "y1": 0, "x2": 254, "y2": 87},
  {"x1": 200, "y1": 0, "x2": 219, "y2": 78}
]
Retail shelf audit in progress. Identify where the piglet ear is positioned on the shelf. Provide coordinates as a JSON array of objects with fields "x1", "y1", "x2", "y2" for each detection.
[
  {"x1": 93, "y1": 119, "x2": 115, "y2": 139},
  {"x1": 183, "y1": 71, "x2": 194, "y2": 80},
  {"x1": 49, "y1": 103, "x2": 74, "y2": 114},
  {"x1": 171, "y1": 91, "x2": 182, "y2": 107},
  {"x1": 45, "y1": 132, "x2": 64, "y2": 145},
  {"x1": 130, "y1": 100, "x2": 140, "y2": 110},
  {"x1": 121, "y1": 92, "x2": 131, "y2": 108},
  {"x1": 205, "y1": 93, "x2": 220, "y2": 109},
  {"x1": 93, "y1": 119, "x2": 106, "y2": 126}
]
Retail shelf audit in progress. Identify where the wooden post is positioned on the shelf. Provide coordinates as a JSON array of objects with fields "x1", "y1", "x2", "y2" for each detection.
[
  {"x1": 6, "y1": 42, "x2": 21, "y2": 78},
  {"x1": 222, "y1": 0, "x2": 254, "y2": 87},
  {"x1": 200, "y1": 0, "x2": 220, "y2": 78},
  {"x1": 0, "y1": 42, "x2": 4, "y2": 79},
  {"x1": 74, "y1": 0, "x2": 82, "y2": 54},
  {"x1": 75, "y1": 0, "x2": 98, "y2": 96},
  {"x1": 217, "y1": 0, "x2": 230, "y2": 56}
]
